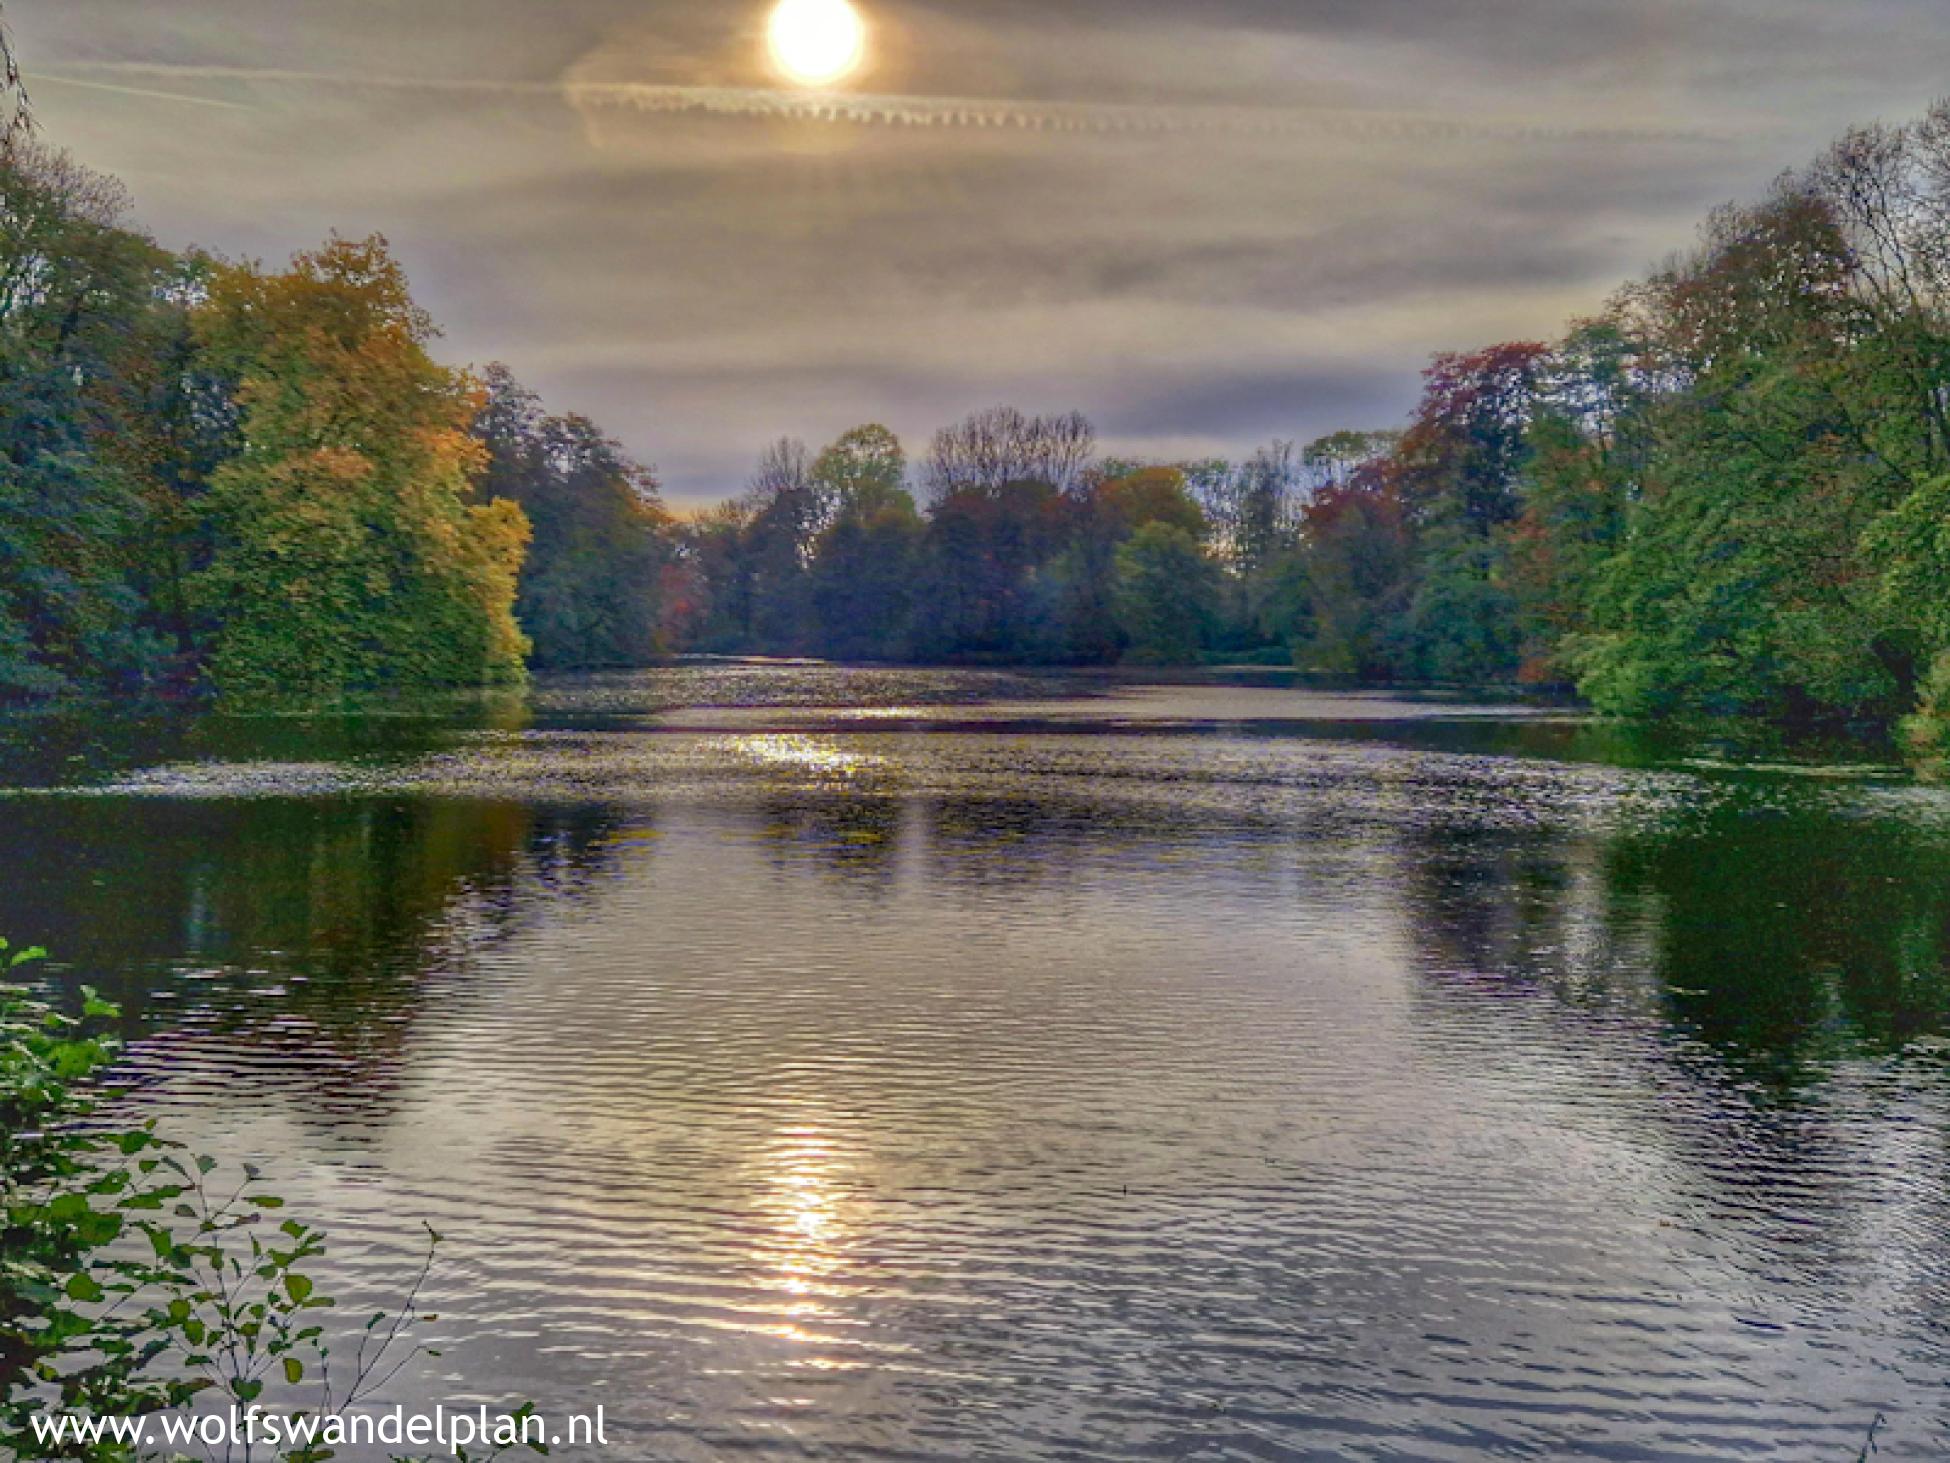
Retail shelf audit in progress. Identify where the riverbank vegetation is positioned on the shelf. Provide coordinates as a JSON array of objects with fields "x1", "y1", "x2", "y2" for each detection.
[
  {"x1": 1, "y1": 938, "x2": 541, "y2": 1461},
  {"x1": 7, "y1": 77, "x2": 1950, "y2": 747}
]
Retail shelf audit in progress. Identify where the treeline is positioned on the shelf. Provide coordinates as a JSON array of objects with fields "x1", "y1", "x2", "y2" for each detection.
[
  {"x1": 684, "y1": 97, "x2": 1950, "y2": 753},
  {"x1": 0, "y1": 138, "x2": 672, "y2": 698},
  {"x1": 11, "y1": 100, "x2": 1950, "y2": 746}
]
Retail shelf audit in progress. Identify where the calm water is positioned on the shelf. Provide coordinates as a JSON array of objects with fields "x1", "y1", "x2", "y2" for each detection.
[{"x1": 6, "y1": 666, "x2": 1950, "y2": 1460}]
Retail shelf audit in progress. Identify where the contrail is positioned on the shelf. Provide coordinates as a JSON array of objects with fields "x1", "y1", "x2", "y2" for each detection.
[
  {"x1": 26, "y1": 70, "x2": 256, "y2": 112},
  {"x1": 41, "y1": 61, "x2": 1725, "y2": 147},
  {"x1": 572, "y1": 81, "x2": 1722, "y2": 147}
]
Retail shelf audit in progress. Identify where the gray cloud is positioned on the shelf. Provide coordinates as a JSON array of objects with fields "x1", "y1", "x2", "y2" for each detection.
[{"x1": 15, "y1": 0, "x2": 1950, "y2": 503}]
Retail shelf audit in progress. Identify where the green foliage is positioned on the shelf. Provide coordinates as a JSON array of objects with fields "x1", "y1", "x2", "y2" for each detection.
[
  {"x1": 0, "y1": 141, "x2": 550, "y2": 706},
  {"x1": 1572, "y1": 179, "x2": 1926, "y2": 726},
  {"x1": 476, "y1": 366, "x2": 670, "y2": 670},
  {"x1": 1575, "y1": 400, "x2": 1906, "y2": 722},
  {"x1": 20, "y1": 91, "x2": 1950, "y2": 754},
  {"x1": 809, "y1": 495, "x2": 921, "y2": 660},
  {"x1": 1, "y1": 938, "x2": 537, "y2": 1462},
  {"x1": 0, "y1": 143, "x2": 194, "y2": 696},
  {"x1": 1115, "y1": 523, "x2": 1217, "y2": 665},
  {"x1": 1402, "y1": 524, "x2": 1519, "y2": 684},
  {"x1": 810, "y1": 424, "x2": 908, "y2": 522}
]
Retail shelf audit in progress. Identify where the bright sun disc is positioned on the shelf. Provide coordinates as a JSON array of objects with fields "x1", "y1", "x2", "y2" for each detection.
[{"x1": 767, "y1": 0, "x2": 867, "y2": 88}]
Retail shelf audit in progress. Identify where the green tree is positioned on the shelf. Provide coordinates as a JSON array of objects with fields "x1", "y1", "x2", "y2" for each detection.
[
  {"x1": 1395, "y1": 342, "x2": 1549, "y2": 683},
  {"x1": 1575, "y1": 184, "x2": 1914, "y2": 724},
  {"x1": 1502, "y1": 321, "x2": 1647, "y2": 685},
  {"x1": 475, "y1": 366, "x2": 671, "y2": 669},
  {"x1": 810, "y1": 423, "x2": 908, "y2": 520},
  {"x1": 0, "y1": 142, "x2": 188, "y2": 695},
  {"x1": 806, "y1": 424, "x2": 921, "y2": 658},
  {"x1": 1115, "y1": 522, "x2": 1217, "y2": 665},
  {"x1": 809, "y1": 497, "x2": 921, "y2": 659},
  {"x1": 1053, "y1": 466, "x2": 1209, "y2": 664}
]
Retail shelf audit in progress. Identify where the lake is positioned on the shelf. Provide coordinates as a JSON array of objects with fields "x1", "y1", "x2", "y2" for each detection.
[{"x1": 5, "y1": 666, "x2": 1949, "y2": 1460}]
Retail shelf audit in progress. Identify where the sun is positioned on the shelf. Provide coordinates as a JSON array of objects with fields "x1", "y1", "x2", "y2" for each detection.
[{"x1": 766, "y1": 0, "x2": 868, "y2": 88}]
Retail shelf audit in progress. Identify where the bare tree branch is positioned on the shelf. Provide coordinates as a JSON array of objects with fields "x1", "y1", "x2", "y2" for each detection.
[{"x1": 1, "y1": 3, "x2": 33, "y2": 144}]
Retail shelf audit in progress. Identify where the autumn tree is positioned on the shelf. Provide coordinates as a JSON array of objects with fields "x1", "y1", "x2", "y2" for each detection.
[
  {"x1": 193, "y1": 236, "x2": 530, "y2": 699},
  {"x1": 1500, "y1": 320, "x2": 1650, "y2": 684},
  {"x1": 1050, "y1": 466, "x2": 1207, "y2": 662},
  {"x1": 1294, "y1": 438, "x2": 1413, "y2": 676}
]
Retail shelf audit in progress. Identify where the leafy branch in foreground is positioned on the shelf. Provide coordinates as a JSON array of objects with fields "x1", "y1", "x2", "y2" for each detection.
[{"x1": 0, "y1": 938, "x2": 537, "y2": 1462}]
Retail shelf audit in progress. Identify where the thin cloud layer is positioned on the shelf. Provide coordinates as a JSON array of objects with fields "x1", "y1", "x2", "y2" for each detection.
[{"x1": 17, "y1": 0, "x2": 1950, "y2": 502}]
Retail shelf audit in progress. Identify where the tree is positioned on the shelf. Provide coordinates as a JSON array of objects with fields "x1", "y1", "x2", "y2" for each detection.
[
  {"x1": 1050, "y1": 466, "x2": 1209, "y2": 663},
  {"x1": 1200, "y1": 441, "x2": 1302, "y2": 576},
  {"x1": 1500, "y1": 320, "x2": 1651, "y2": 684},
  {"x1": 809, "y1": 496, "x2": 921, "y2": 660},
  {"x1": 1295, "y1": 446, "x2": 1413, "y2": 677},
  {"x1": 737, "y1": 438, "x2": 820, "y2": 652},
  {"x1": 673, "y1": 501, "x2": 758, "y2": 652},
  {"x1": 1574, "y1": 184, "x2": 1911, "y2": 723},
  {"x1": 1398, "y1": 344, "x2": 1549, "y2": 534},
  {"x1": 916, "y1": 477, "x2": 1068, "y2": 659},
  {"x1": 0, "y1": 142, "x2": 185, "y2": 694},
  {"x1": 922, "y1": 407, "x2": 1096, "y2": 500},
  {"x1": 1115, "y1": 523, "x2": 1217, "y2": 665},
  {"x1": 192, "y1": 236, "x2": 530, "y2": 699},
  {"x1": 810, "y1": 423, "x2": 909, "y2": 519},
  {"x1": 1098, "y1": 466, "x2": 1207, "y2": 540},
  {"x1": 474, "y1": 365, "x2": 671, "y2": 669},
  {"x1": 1, "y1": 3, "x2": 30, "y2": 144},
  {"x1": 806, "y1": 424, "x2": 918, "y2": 659},
  {"x1": 1388, "y1": 343, "x2": 1549, "y2": 682}
]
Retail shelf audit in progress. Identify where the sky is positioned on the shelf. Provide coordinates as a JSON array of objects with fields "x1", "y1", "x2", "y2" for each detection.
[{"x1": 15, "y1": 0, "x2": 1950, "y2": 506}]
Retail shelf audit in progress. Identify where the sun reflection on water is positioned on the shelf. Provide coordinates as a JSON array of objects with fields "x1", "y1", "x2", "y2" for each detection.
[
  {"x1": 727, "y1": 734, "x2": 882, "y2": 781},
  {"x1": 752, "y1": 1124, "x2": 856, "y2": 1350}
]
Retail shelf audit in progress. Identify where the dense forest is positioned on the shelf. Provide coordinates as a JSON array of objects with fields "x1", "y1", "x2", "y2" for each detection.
[{"x1": 8, "y1": 74, "x2": 1950, "y2": 747}]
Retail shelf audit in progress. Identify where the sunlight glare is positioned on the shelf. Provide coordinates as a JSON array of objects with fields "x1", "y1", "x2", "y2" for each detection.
[{"x1": 766, "y1": 0, "x2": 868, "y2": 88}]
